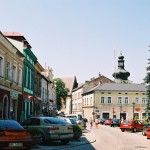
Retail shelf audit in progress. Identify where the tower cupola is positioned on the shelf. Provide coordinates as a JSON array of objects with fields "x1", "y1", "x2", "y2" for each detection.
[{"x1": 112, "y1": 52, "x2": 131, "y2": 83}]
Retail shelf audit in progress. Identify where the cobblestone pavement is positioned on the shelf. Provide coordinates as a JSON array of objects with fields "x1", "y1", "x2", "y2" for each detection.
[{"x1": 31, "y1": 124, "x2": 150, "y2": 150}]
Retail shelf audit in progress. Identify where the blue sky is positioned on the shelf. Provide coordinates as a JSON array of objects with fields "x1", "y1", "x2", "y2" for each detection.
[{"x1": 1, "y1": 0, "x2": 150, "y2": 83}]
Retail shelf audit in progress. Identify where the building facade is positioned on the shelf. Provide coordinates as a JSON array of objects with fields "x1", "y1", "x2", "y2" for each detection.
[
  {"x1": 34, "y1": 61, "x2": 44, "y2": 116},
  {"x1": 83, "y1": 83, "x2": 147, "y2": 121},
  {"x1": 61, "y1": 76, "x2": 78, "y2": 114},
  {"x1": 0, "y1": 32, "x2": 24, "y2": 122},
  {"x1": 3, "y1": 32, "x2": 37, "y2": 121},
  {"x1": 72, "y1": 84, "x2": 84, "y2": 115}
]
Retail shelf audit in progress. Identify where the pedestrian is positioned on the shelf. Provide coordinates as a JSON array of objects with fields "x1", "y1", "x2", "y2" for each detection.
[
  {"x1": 90, "y1": 119, "x2": 93, "y2": 129},
  {"x1": 95, "y1": 118, "x2": 99, "y2": 128}
]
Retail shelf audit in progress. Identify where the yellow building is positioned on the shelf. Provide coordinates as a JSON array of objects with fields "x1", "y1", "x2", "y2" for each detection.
[{"x1": 83, "y1": 83, "x2": 147, "y2": 121}]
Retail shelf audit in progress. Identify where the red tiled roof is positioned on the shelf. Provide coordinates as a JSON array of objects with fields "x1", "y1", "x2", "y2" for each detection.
[
  {"x1": 3, "y1": 32, "x2": 23, "y2": 36},
  {"x1": 2, "y1": 32, "x2": 32, "y2": 48}
]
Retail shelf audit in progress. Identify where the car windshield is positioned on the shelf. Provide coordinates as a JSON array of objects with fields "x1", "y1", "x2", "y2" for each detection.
[
  {"x1": 44, "y1": 117, "x2": 70, "y2": 125},
  {"x1": 122, "y1": 120, "x2": 131, "y2": 124},
  {"x1": 70, "y1": 118, "x2": 77, "y2": 124},
  {"x1": 113, "y1": 119, "x2": 119, "y2": 122},
  {"x1": 0, "y1": 120, "x2": 23, "y2": 130}
]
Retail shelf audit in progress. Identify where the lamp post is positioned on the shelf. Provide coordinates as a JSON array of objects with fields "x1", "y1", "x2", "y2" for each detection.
[
  {"x1": 132, "y1": 102, "x2": 135, "y2": 120},
  {"x1": 120, "y1": 105, "x2": 122, "y2": 120},
  {"x1": 112, "y1": 108, "x2": 114, "y2": 119}
]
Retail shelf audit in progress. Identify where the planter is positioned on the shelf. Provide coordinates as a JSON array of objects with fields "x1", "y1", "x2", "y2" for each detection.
[{"x1": 73, "y1": 131, "x2": 82, "y2": 140}]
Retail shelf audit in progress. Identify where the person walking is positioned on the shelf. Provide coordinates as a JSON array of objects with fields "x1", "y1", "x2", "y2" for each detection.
[
  {"x1": 90, "y1": 119, "x2": 93, "y2": 129},
  {"x1": 95, "y1": 118, "x2": 99, "y2": 128}
]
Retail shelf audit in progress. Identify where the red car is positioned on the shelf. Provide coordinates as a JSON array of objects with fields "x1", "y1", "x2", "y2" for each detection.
[
  {"x1": 146, "y1": 127, "x2": 150, "y2": 139},
  {"x1": 104, "y1": 119, "x2": 112, "y2": 125},
  {"x1": 0, "y1": 119, "x2": 32, "y2": 150},
  {"x1": 120, "y1": 120, "x2": 144, "y2": 132}
]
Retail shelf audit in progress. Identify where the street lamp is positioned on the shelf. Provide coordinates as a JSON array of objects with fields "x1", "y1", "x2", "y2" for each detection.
[
  {"x1": 120, "y1": 105, "x2": 122, "y2": 120},
  {"x1": 112, "y1": 108, "x2": 114, "y2": 119},
  {"x1": 132, "y1": 102, "x2": 135, "y2": 120}
]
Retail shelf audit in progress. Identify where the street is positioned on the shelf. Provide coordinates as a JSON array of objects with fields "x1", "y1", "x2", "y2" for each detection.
[{"x1": 31, "y1": 124, "x2": 150, "y2": 150}]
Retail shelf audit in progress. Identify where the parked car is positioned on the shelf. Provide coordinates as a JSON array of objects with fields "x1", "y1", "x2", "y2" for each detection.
[
  {"x1": 0, "y1": 119, "x2": 32, "y2": 150},
  {"x1": 21, "y1": 117, "x2": 73, "y2": 144},
  {"x1": 98, "y1": 118, "x2": 107, "y2": 125},
  {"x1": 142, "y1": 124, "x2": 150, "y2": 136},
  {"x1": 146, "y1": 127, "x2": 150, "y2": 139},
  {"x1": 59, "y1": 117, "x2": 82, "y2": 139},
  {"x1": 120, "y1": 120, "x2": 144, "y2": 132},
  {"x1": 104, "y1": 119, "x2": 112, "y2": 125},
  {"x1": 59, "y1": 117, "x2": 78, "y2": 125},
  {"x1": 110, "y1": 118, "x2": 120, "y2": 127}
]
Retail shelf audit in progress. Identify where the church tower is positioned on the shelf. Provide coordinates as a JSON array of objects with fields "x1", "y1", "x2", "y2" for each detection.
[{"x1": 112, "y1": 52, "x2": 131, "y2": 83}]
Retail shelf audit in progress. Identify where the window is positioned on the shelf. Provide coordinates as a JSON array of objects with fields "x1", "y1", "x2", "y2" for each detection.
[
  {"x1": 135, "y1": 97, "x2": 139, "y2": 104},
  {"x1": 124, "y1": 97, "x2": 129, "y2": 104},
  {"x1": 18, "y1": 68, "x2": 22, "y2": 85},
  {"x1": 108, "y1": 97, "x2": 112, "y2": 103},
  {"x1": 101, "y1": 97, "x2": 105, "y2": 103},
  {"x1": 12, "y1": 65, "x2": 17, "y2": 82},
  {"x1": 0, "y1": 56, "x2": 3, "y2": 77},
  {"x1": 142, "y1": 113, "x2": 146, "y2": 119},
  {"x1": 82, "y1": 98, "x2": 84, "y2": 106},
  {"x1": 134, "y1": 113, "x2": 139, "y2": 120},
  {"x1": 142, "y1": 97, "x2": 146, "y2": 104},
  {"x1": 87, "y1": 98, "x2": 88, "y2": 106},
  {"x1": 90, "y1": 97, "x2": 92, "y2": 105},
  {"x1": 6, "y1": 61, "x2": 11, "y2": 80},
  {"x1": 118, "y1": 97, "x2": 122, "y2": 104}
]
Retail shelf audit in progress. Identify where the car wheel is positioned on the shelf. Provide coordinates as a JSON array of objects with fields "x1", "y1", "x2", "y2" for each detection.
[
  {"x1": 121, "y1": 129, "x2": 124, "y2": 132},
  {"x1": 132, "y1": 128, "x2": 136, "y2": 133},
  {"x1": 39, "y1": 132, "x2": 45, "y2": 144},
  {"x1": 61, "y1": 140, "x2": 70, "y2": 144}
]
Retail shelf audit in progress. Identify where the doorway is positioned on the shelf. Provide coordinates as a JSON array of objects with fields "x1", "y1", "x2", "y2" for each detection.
[
  {"x1": 120, "y1": 113, "x2": 126, "y2": 120},
  {"x1": 3, "y1": 96, "x2": 9, "y2": 119}
]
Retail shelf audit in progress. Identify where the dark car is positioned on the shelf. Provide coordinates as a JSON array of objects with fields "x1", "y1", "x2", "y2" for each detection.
[
  {"x1": 98, "y1": 118, "x2": 107, "y2": 125},
  {"x1": 110, "y1": 119, "x2": 120, "y2": 127},
  {"x1": 142, "y1": 124, "x2": 150, "y2": 136},
  {"x1": 21, "y1": 117, "x2": 73, "y2": 144},
  {"x1": 0, "y1": 119, "x2": 32, "y2": 150}
]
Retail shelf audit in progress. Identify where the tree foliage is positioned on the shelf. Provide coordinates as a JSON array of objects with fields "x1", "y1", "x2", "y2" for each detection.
[
  {"x1": 53, "y1": 78, "x2": 69, "y2": 111},
  {"x1": 144, "y1": 50, "x2": 150, "y2": 118}
]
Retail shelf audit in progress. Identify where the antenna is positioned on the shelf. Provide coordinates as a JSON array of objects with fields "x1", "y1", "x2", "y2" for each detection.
[{"x1": 114, "y1": 50, "x2": 117, "y2": 80}]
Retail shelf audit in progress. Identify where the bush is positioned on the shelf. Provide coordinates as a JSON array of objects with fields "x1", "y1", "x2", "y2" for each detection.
[{"x1": 72, "y1": 125, "x2": 82, "y2": 140}]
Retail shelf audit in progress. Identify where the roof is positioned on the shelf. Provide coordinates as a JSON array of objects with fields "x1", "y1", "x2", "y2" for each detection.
[
  {"x1": 72, "y1": 83, "x2": 84, "y2": 92},
  {"x1": 0, "y1": 31, "x2": 24, "y2": 58},
  {"x1": 61, "y1": 76, "x2": 77, "y2": 95},
  {"x1": 2, "y1": 32, "x2": 31, "y2": 48},
  {"x1": 3, "y1": 32, "x2": 23, "y2": 36},
  {"x1": 84, "y1": 83, "x2": 146, "y2": 94}
]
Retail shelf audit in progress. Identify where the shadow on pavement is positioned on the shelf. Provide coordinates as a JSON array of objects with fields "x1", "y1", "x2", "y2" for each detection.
[{"x1": 32, "y1": 129, "x2": 96, "y2": 150}]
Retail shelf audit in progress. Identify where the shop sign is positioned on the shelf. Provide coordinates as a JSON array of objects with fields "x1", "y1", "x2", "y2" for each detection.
[
  {"x1": 95, "y1": 109, "x2": 100, "y2": 112},
  {"x1": 10, "y1": 91, "x2": 18, "y2": 99}
]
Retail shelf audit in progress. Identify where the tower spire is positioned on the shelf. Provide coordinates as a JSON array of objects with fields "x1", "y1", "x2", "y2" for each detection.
[{"x1": 112, "y1": 52, "x2": 130, "y2": 83}]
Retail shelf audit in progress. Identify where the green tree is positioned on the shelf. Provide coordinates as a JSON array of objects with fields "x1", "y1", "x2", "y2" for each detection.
[
  {"x1": 144, "y1": 51, "x2": 150, "y2": 119},
  {"x1": 53, "y1": 78, "x2": 69, "y2": 111}
]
